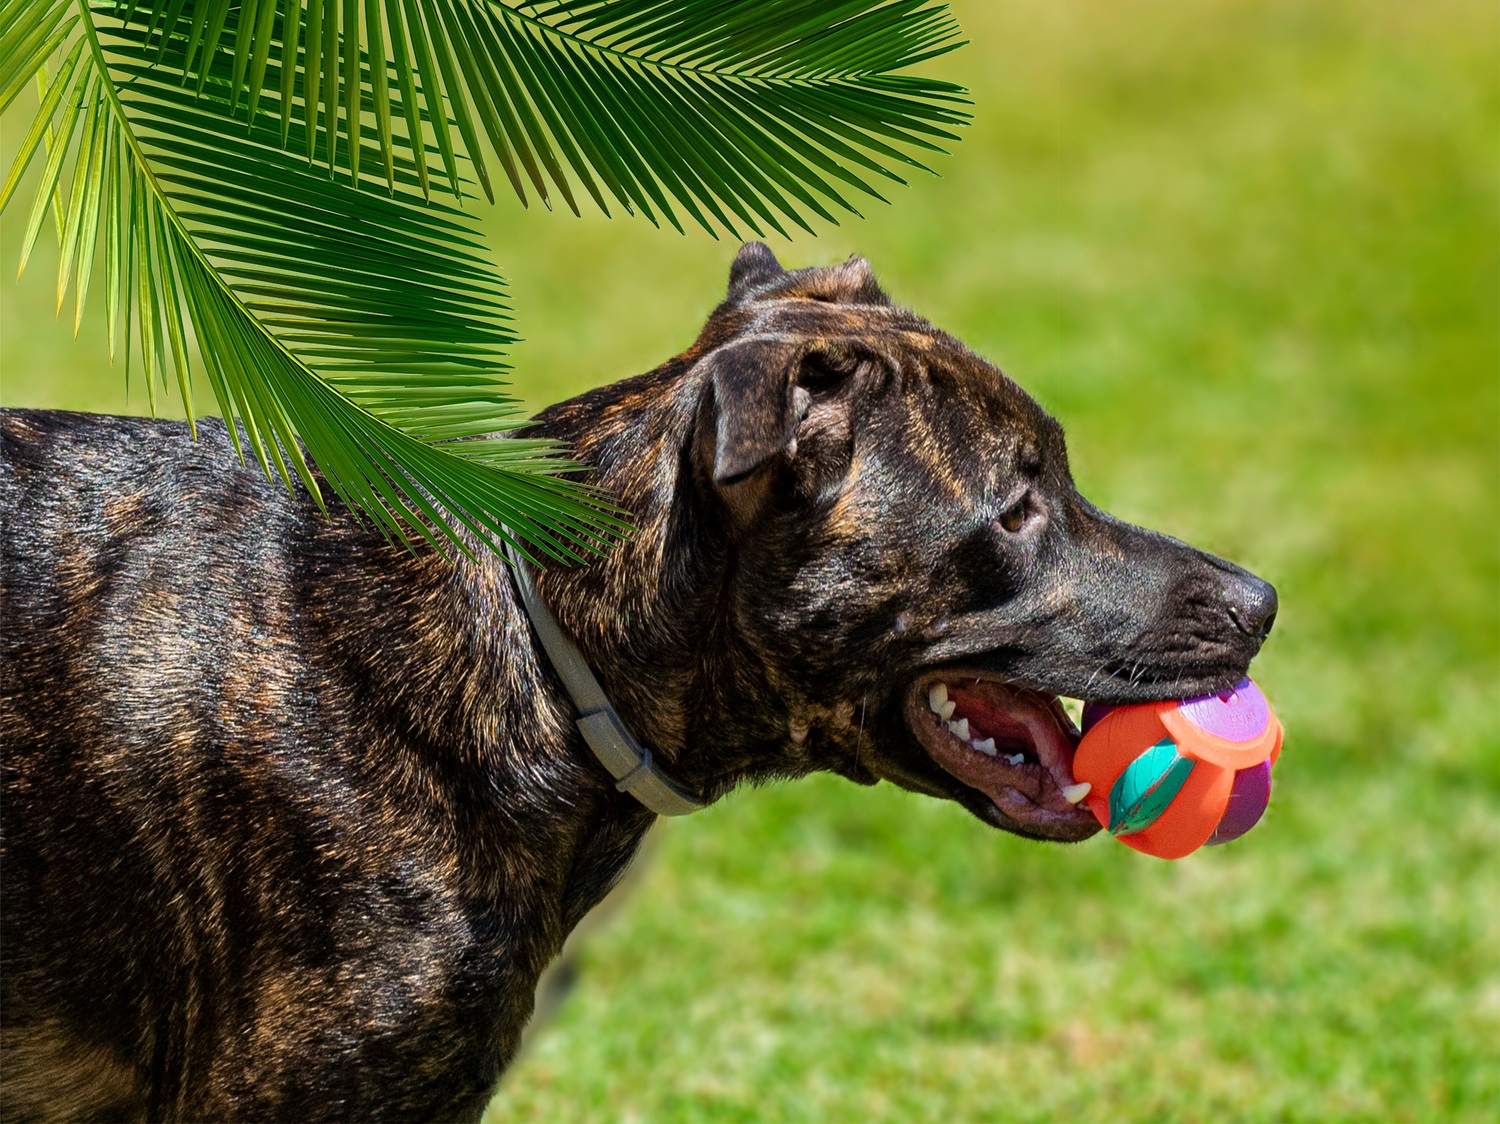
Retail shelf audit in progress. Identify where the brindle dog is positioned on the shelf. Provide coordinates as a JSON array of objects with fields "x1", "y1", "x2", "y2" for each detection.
[{"x1": 0, "y1": 243, "x2": 1276, "y2": 1121}]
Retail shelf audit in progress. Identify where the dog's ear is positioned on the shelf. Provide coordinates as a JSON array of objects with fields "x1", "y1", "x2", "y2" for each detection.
[
  {"x1": 727, "y1": 242, "x2": 786, "y2": 303},
  {"x1": 702, "y1": 336, "x2": 810, "y2": 486}
]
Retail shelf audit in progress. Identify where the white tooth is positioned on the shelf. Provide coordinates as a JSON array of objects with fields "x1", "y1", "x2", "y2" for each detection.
[
  {"x1": 972, "y1": 737, "x2": 997, "y2": 756},
  {"x1": 927, "y1": 683, "x2": 949, "y2": 712},
  {"x1": 1061, "y1": 781, "x2": 1092, "y2": 805},
  {"x1": 1006, "y1": 753, "x2": 1026, "y2": 766},
  {"x1": 938, "y1": 700, "x2": 957, "y2": 720},
  {"x1": 948, "y1": 717, "x2": 969, "y2": 740}
]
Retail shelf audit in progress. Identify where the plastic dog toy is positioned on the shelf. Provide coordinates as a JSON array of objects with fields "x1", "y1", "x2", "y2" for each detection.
[{"x1": 1073, "y1": 678, "x2": 1282, "y2": 859}]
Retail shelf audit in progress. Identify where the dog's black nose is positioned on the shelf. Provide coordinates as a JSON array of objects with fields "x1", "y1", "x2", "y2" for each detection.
[{"x1": 1226, "y1": 574, "x2": 1278, "y2": 642}]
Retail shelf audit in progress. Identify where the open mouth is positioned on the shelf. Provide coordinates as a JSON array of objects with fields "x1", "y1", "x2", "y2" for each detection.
[{"x1": 904, "y1": 671, "x2": 1100, "y2": 841}]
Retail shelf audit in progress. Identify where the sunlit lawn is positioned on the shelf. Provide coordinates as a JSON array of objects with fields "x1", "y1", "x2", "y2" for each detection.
[{"x1": 3, "y1": 0, "x2": 1496, "y2": 1120}]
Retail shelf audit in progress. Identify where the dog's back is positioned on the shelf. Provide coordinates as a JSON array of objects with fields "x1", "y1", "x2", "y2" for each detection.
[
  {"x1": 2, "y1": 411, "x2": 309, "y2": 1119},
  {"x1": 1, "y1": 412, "x2": 314, "y2": 760},
  {"x1": 1, "y1": 409, "x2": 547, "y2": 1121}
]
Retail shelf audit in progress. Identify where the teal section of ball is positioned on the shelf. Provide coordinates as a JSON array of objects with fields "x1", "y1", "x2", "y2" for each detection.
[{"x1": 1108, "y1": 737, "x2": 1196, "y2": 836}]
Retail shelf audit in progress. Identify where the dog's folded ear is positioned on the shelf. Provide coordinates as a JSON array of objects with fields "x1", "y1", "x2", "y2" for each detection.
[{"x1": 702, "y1": 336, "x2": 810, "y2": 486}]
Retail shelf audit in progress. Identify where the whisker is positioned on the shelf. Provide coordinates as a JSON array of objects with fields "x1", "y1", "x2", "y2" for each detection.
[{"x1": 854, "y1": 695, "x2": 869, "y2": 770}]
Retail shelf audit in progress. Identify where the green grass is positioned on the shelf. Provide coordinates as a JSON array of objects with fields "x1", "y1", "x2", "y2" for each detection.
[{"x1": 3, "y1": 0, "x2": 1497, "y2": 1119}]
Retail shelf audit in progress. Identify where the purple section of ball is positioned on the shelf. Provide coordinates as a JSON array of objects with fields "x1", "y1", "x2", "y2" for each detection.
[
  {"x1": 1205, "y1": 759, "x2": 1273, "y2": 845},
  {"x1": 1177, "y1": 677, "x2": 1269, "y2": 743},
  {"x1": 1081, "y1": 701, "x2": 1116, "y2": 734}
]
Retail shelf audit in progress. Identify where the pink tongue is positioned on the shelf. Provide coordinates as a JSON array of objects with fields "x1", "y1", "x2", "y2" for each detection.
[
  {"x1": 934, "y1": 688, "x2": 1083, "y2": 824},
  {"x1": 949, "y1": 689, "x2": 1042, "y2": 752}
]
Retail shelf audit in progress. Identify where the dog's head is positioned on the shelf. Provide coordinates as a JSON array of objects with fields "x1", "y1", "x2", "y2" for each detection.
[{"x1": 675, "y1": 243, "x2": 1277, "y2": 841}]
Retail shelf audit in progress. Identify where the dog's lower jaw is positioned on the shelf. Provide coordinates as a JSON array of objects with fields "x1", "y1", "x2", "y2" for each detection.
[
  {"x1": 973, "y1": 791, "x2": 1101, "y2": 843},
  {"x1": 897, "y1": 674, "x2": 1100, "y2": 842}
]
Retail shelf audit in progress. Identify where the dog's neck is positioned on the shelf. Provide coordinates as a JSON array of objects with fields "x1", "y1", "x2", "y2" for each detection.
[
  {"x1": 410, "y1": 355, "x2": 871, "y2": 942},
  {"x1": 345, "y1": 351, "x2": 878, "y2": 949},
  {"x1": 522, "y1": 356, "x2": 805, "y2": 806}
]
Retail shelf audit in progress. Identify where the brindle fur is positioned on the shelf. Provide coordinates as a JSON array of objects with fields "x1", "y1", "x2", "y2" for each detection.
[{"x1": 0, "y1": 244, "x2": 1275, "y2": 1120}]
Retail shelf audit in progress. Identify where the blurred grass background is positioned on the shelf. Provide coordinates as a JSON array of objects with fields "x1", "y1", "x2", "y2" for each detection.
[{"x1": 3, "y1": 0, "x2": 1497, "y2": 1119}]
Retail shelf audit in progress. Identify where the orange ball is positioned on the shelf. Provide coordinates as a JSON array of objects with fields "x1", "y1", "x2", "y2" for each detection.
[{"x1": 1073, "y1": 680, "x2": 1282, "y2": 859}]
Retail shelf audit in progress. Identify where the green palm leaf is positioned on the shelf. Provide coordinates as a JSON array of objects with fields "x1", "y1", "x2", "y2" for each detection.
[
  {"x1": 2, "y1": 0, "x2": 967, "y2": 560},
  {"x1": 128, "y1": 0, "x2": 969, "y2": 231},
  {"x1": 3, "y1": 3, "x2": 621, "y2": 561}
]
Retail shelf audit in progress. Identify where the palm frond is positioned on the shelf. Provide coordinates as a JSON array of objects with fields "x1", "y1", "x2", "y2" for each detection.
[
  {"x1": 538, "y1": 0, "x2": 966, "y2": 79},
  {"x1": 2, "y1": 0, "x2": 969, "y2": 561},
  {"x1": 125, "y1": 0, "x2": 969, "y2": 234},
  {"x1": 3, "y1": 3, "x2": 622, "y2": 561},
  {"x1": 0, "y1": 0, "x2": 77, "y2": 113}
]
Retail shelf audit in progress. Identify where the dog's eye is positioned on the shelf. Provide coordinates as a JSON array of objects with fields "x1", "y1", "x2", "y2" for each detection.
[
  {"x1": 799, "y1": 354, "x2": 854, "y2": 395},
  {"x1": 999, "y1": 496, "x2": 1030, "y2": 534}
]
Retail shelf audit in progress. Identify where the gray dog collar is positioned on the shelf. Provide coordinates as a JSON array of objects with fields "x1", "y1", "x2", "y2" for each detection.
[{"x1": 504, "y1": 543, "x2": 705, "y2": 817}]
